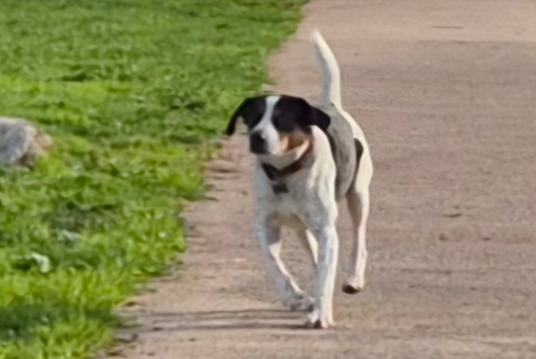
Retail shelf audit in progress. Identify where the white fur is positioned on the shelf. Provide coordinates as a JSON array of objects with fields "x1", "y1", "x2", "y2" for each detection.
[
  {"x1": 253, "y1": 30, "x2": 373, "y2": 329},
  {"x1": 251, "y1": 95, "x2": 282, "y2": 155}
]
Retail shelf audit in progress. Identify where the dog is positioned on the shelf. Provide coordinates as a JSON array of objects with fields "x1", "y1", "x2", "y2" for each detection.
[{"x1": 225, "y1": 30, "x2": 373, "y2": 329}]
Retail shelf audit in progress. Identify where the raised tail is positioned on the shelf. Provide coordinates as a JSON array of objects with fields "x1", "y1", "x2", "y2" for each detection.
[{"x1": 312, "y1": 29, "x2": 342, "y2": 108}]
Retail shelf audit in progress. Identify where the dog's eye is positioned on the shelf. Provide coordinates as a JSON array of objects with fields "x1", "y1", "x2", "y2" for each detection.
[
  {"x1": 272, "y1": 115, "x2": 294, "y2": 132},
  {"x1": 248, "y1": 115, "x2": 262, "y2": 126},
  {"x1": 244, "y1": 112, "x2": 263, "y2": 128}
]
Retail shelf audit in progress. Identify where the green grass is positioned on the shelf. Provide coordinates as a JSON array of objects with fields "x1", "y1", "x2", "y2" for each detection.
[{"x1": 0, "y1": 1, "x2": 306, "y2": 358}]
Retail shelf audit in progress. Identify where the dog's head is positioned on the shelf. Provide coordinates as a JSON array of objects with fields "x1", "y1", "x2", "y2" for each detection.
[{"x1": 226, "y1": 95, "x2": 330, "y2": 156}]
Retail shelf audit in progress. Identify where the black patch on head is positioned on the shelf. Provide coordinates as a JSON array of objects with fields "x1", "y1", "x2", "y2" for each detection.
[
  {"x1": 272, "y1": 96, "x2": 330, "y2": 133},
  {"x1": 225, "y1": 95, "x2": 331, "y2": 136},
  {"x1": 225, "y1": 96, "x2": 266, "y2": 136}
]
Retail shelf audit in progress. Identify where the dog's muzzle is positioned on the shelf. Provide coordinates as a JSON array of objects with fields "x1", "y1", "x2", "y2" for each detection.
[{"x1": 249, "y1": 131, "x2": 268, "y2": 154}]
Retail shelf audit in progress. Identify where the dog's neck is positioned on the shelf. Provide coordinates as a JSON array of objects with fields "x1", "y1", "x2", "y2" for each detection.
[
  {"x1": 258, "y1": 141, "x2": 314, "y2": 194},
  {"x1": 258, "y1": 140, "x2": 312, "y2": 169}
]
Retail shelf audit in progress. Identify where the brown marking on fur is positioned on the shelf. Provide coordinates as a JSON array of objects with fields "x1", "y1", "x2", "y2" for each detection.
[{"x1": 278, "y1": 129, "x2": 312, "y2": 153}]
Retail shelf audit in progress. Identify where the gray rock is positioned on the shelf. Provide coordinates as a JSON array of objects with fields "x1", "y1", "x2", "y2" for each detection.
[{"x1": 0, "y1": 117, "x2": 53, "y2": 167}]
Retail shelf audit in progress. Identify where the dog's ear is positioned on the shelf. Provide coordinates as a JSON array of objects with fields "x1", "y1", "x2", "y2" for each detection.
[
  {"x1": 226, "y1": 99, "x2": 249, "y2": 136},
  {"x1": 307, "y1": 106, "x2": 331, "y2": 132},
  {"x1": 289, "y1": 98, "x2": 330, "y2": 132},
  {"x1": 225, "y1": 97, "x2": 263, "y2": 136}
]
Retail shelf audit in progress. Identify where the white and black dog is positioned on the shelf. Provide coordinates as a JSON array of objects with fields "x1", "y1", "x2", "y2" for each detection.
[{"x1": 225, "y1": 30, "x2": 373, "y2": 329}]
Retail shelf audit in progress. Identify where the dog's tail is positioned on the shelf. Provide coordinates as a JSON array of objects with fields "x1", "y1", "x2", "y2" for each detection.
[{"x1": 312, "y1": 30, "x2": 342, "y2": 108}]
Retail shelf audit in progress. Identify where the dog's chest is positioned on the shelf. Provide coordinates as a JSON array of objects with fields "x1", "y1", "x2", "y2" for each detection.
[
  {"x1": 262, "y1": 187, "x2": 309, "y2": 216},
  {"x1": 255, "y1": 174, "x2": 335, "y2": 230},
  {"x1": 256, "y1": 172, "x2": 310, "y2": 211},
  {"x1": 264, "y1": 194, "x2": 310, "y2": 231}
]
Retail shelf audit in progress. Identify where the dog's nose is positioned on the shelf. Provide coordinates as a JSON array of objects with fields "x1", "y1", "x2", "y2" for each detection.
[{"x1": 249, "y1": 132, "x2": 267, "y2": 154}]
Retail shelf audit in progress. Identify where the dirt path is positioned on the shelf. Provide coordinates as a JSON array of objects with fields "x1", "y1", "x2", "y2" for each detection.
[{"x1": 114, "y1": 1, "x2": 536, "y2": 358}]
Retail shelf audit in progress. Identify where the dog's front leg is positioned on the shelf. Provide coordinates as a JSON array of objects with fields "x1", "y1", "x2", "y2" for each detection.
[
  {"x1": 307, "y1": 224, "x2": 339, "y2": 329},
  {"x1": 256, "y1": 220, "x2": 313, "y2": 311}
]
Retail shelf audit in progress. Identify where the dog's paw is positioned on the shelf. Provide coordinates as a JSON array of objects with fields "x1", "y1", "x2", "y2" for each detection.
[
  {"x1": 342, "y1": 283, "x2": 364, "y2": 294},
  {"x1": 284, "y1": 292, "x2": 314, "y2": 312},
  {"x1": 304, "y1": 309, "x2": 334, "y2": 329},
  {"x1": 342, "y1": 278, "x2": 365, "y2": 294}
]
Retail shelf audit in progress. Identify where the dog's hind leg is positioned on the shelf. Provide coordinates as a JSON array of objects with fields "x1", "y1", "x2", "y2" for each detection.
[
  {"x1": 256, "y1": 221, "x2": 313, "y2": 311},
  {"x1": 342, "y1": 157, "x2": 372, "y2": 294}
]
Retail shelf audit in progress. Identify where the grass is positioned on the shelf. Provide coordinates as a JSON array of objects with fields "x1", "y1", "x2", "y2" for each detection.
[{"x1": 0, "y1": 1, "x2": 306, "y2": 358}]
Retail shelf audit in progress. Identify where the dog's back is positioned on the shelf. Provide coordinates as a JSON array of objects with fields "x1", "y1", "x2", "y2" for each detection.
[{"x1": 320, "y1": 105, "x2": 360, "y2": 201}]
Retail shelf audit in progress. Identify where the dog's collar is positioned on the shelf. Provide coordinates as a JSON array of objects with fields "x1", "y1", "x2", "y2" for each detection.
[{"x1": 261, "y1": 144, "x2": 314, "y2": 194}]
